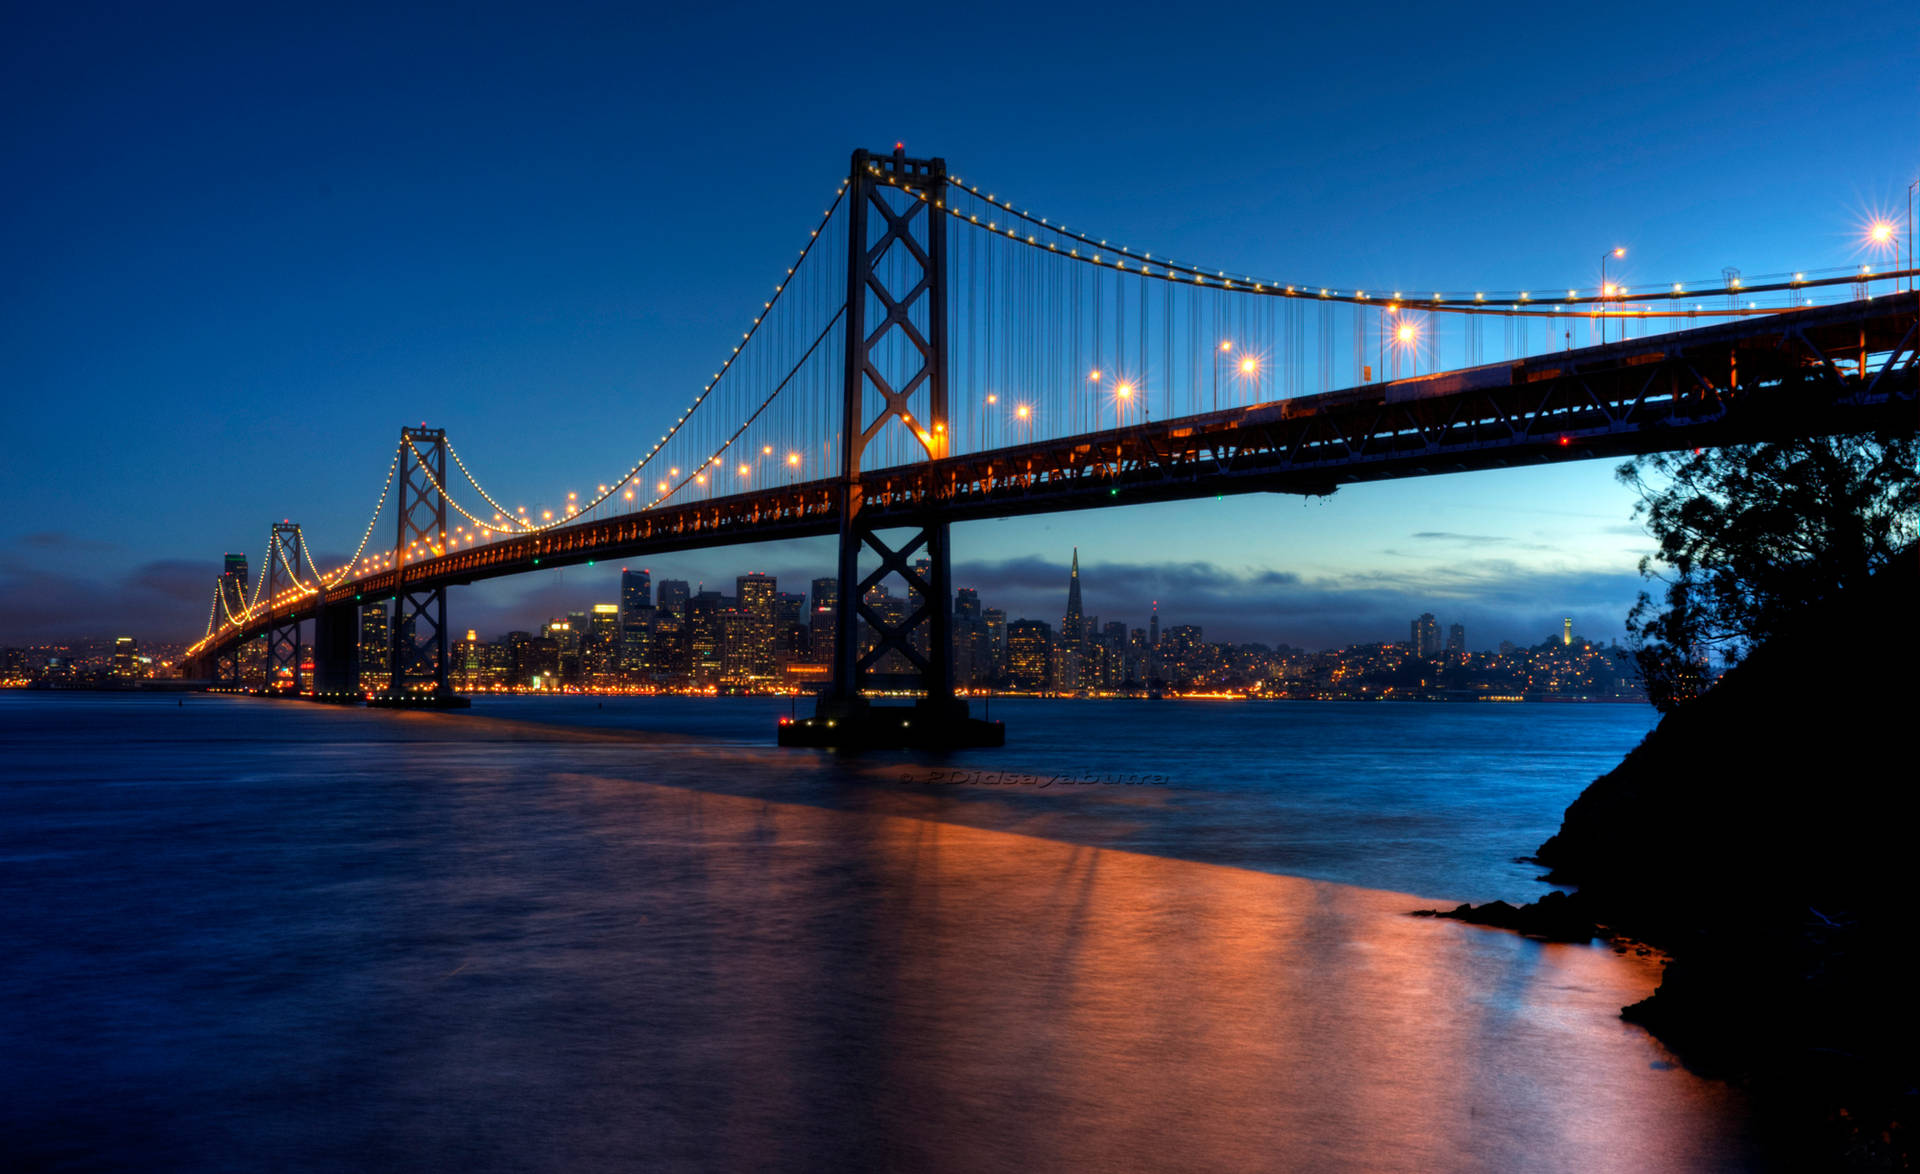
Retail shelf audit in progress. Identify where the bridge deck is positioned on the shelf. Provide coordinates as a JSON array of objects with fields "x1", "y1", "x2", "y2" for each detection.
[{"x1": 190, "y1": 294, "x2": 1916, "y2": 665}]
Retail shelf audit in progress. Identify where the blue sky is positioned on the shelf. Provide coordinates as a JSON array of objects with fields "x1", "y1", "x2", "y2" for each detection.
[{"x1": 3, "y1": 1, "x2": 1915, "y2": 647}]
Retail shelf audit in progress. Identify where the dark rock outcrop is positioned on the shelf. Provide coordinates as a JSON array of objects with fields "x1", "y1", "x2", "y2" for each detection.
[
  {"x1": 1442, "y1": 554, "x2": 1917, "y2": 1167},
  {"x1": 1414, "y1": 889, "x2": 1599, "y2": 941}
]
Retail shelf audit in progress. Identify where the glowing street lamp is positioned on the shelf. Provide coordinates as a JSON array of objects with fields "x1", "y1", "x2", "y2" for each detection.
[
  {"x1": 1393, "y1": 320, "x2": 1419, "y2": 378},
  {"x1": 1600, "y1": 247, "x2": 1625, "y2": 343}
]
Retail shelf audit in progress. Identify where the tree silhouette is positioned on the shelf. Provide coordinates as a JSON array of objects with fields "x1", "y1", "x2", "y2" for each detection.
[{"x1": 1617, "y1": 433, "x2": 1916, "y2": 711}]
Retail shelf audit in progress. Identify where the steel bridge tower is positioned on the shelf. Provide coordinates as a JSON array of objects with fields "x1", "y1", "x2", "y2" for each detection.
[
  {"x1": 369, "y1": 425, "x2": 467, "y2": 707},
  {"x1": 260, "y1": 521, "x2": 313, "y2": 695},
  {"x1": 782, "y1": 147, "x2": 1002, "y2": 748}
]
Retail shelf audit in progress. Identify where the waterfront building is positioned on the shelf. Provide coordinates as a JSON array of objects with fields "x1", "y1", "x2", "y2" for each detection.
[
  {"x1": 1164, "y1": 625, "x2": 1204, "y2": 689},
  {"x1": 907, "y1": 557, "x2": 934, "y2": 662},
  {"x1": 773, "y1": 591, "x2": 806, "y2": 675},
  {"x1": 808, "y1": 577, "x2": 838, "y2": 668},
  {"x1": 358, "y1": 602, "x2": 389, "y2": 688},
  {"x1": 452, "y1": 630, "x2": 488, "y2": 691},
  {"x1": 685, "y1": 592, "x2": 726, "y2": 686},
  {"x1": 1101, "y1": 621, "x2": 1128, "y2": 689},
  {"x1": 1005, "y1": 619, "x2": 1053, "y2": 692},
  {"x1": 737, "y1": 573, "x2": 777, "y2": 683},
  {"x1": 645, "y1": 609, "x2": 685, "y2": 681},
  {"x1": 584, "y1": 604, "x2": 621, "y2": 685}
]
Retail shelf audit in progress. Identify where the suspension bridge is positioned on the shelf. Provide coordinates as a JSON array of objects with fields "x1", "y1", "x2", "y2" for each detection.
[{"x1": 181, "y1": 145, "x2": 1919, "y2": 746}]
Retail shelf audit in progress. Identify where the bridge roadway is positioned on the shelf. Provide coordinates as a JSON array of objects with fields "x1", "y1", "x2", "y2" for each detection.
[{"x1": 193, "y1": 294, "x2": 1916, "y2": 668}]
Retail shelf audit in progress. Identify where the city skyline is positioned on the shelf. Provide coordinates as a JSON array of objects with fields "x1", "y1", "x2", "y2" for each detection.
[
  {"x1": 4, "y1": 4, "x2": 1914, "y2": 655},
  {"x1": 7, "y1": 538, "x2": 1635, "y2": 657},
  {"x1": 4, "y1": 541, "x2": 1629, "y2": 693}
]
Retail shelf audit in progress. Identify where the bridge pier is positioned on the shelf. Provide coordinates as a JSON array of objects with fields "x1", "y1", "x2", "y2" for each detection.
[
  {"x1": 308, "y1": 600, "x2": 365, "y2": 703},
  {"x1": 779, "y1": 147, "x2": 1000, "y2": 751}
]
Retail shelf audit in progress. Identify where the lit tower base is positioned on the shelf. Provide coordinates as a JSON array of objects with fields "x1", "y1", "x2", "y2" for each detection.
[
  {"x1": 778, "y1": 147, "x2": 1002, "y2": 751},
  {"x1": 779, "y1": 695, "x2": 1003, "y2": 750}
]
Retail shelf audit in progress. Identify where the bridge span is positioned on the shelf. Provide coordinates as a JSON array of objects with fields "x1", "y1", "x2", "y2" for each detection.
[{"x1": 182, "y1": 146, "x2": 1918, "y2": 746}]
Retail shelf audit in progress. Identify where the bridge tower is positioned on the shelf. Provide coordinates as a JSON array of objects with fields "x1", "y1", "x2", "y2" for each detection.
[
  {"x1": 261, "y1": 522, "x2": 313, "y2": 695},
  {"x1": 781, "y1": 147, "x2": 1001, "y2": 748},
  {"x1": 370, "y1": 425, "x2": 467, "y2": 707}
]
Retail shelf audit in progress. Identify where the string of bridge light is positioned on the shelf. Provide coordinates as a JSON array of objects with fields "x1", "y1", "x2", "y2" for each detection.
[
  {"x1": 201, "y1": 441, "x2": 399, "y2": 642},
  {"x1": 392, "y1": 305, "x2": 845, "y2": 553},
  {"x1": 317, "y1": 442, "x2": 404, "y2": 584},
  {"x1": 190, "y1": 553, "x2": 270, "y2": 654},
  {"x1": 922, "y1": 167, "x2": 1913, "y2": 313},
  {"x1": 438, "y1": 180, "x2": 850, "y2": 537},
  {"x1": 217, "y1": 576, "x2": 251, "y2": 629},
  {"x1": 638, "y1": 303, "x2": 845, "y2": 511},
  {"x1": 445, "y1": 439, "x2": 535, "y2": 533},
  {"x1": 400, "y1": 435, "x2": 517, "y2": 543},
  {"x1": 273, "y1": 527, "x2": 322, "y2": 596}
]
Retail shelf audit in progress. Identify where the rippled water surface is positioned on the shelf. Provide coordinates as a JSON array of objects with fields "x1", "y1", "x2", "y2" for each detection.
[{"x1": 2, "y1": 693, "x2": 1771, "y2": 1171}]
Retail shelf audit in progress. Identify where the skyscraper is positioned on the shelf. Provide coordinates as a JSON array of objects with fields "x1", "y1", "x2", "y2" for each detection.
[
  {"x1": 1148, "y1": 604, "x2": 1160, "y2": 685},
  {"x1": 1446, "y1": 623, "x2": 1466, "y2": 660},
  {"x1": 1101, "y1": 621, "x2": 1129, "y2": 689},
  {"x1": 773, "y1": 591, "x2": 807, "y2": 676},
  {"x1": 1006, "y1": 620, "x2": 1053, "y2": 691},
  {"x1": 585, "y1": 604, "x2": 621, "y2": 685},
  {"x1": 736, "y1": 573, "x2": 777, "y2": 682},
  {"x1": 1059, "y1": 547, "x2": 1085, "y2": 692},
  {"x1": 685, "y1": 592, "x2": 725, "y2": 686},
  {"x1": 908, "y1": 556, "x2": 934, "y2": 662},
  {"x1": 953, "y1": 587, "x2": 986, "y2": 686},
  {"x1": 809, "y1": 577, "x2": 838, "y2": 669},
  {"x1": 1412, "y1": 613, "x2": 1440, "y2": 658},
  {"x1": 358, "y1": 602, "x2": 389, "y2": 688},
  {"x1": 220, "y1": 553, "x2": 250, "y2": 618},
  {"x1": 656, "y1": 579, "x2": 690, "y2": 619},
  {"x1": 620, "y1": 568, "x2": 652, "y2": 679}
]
